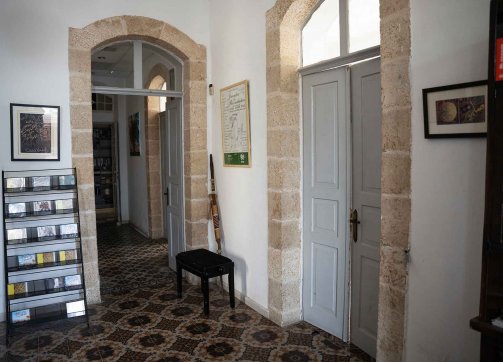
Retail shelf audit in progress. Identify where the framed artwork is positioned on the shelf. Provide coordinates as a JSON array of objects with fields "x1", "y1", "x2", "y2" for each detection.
[
  {"x1": 10, "y1": 103, "x2": 60, "y2": 160},
  {"x1": 423, "y1": 80, "x2": 487, "y2": 138},
  {"x1": 129, "y1": 112, "x2": 141, "y2": 156},
  {"x1": 12, "y1": 309, "x2": 31, "y2": 323},
  {"x1": 220, "y1": 80, "x2": 251, "y2": 167}
]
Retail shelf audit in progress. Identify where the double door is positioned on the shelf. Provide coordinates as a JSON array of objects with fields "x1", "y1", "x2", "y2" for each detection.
[{"x1": 302, "y1": 58, "x2": 381, "y2": 357}]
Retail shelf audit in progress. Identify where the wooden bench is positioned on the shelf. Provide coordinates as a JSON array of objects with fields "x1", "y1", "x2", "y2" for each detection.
[{"x1": 176, "y1": 249, "x2": 235, "y2": 315}]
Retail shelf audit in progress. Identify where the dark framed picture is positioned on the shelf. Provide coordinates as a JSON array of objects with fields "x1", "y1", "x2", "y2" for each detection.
[
  {"x1": 423, "y1": 80, "x2": 487, "y2": 138},
  {"x1": 10, "y1": 103, "x2": 60, "y2": 160}
]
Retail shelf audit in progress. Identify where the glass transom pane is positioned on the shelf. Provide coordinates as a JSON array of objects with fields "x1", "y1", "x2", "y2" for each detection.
[
  {"x1": 348, "y1": 0, "x2": 380, "y2": 53},
  {"x1": 302, "y1": 0, "x2": 341, "y2": 66}
]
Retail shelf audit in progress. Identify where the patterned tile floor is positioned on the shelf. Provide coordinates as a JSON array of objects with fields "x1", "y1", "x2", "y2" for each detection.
[{"x1": 1, "y1": 224, "x2": 374, "y2": 361}]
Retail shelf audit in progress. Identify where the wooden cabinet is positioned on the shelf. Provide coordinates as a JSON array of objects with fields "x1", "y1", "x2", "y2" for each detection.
[{"x1": 470, "y1": 1, "x2": 503, "y2": 360}]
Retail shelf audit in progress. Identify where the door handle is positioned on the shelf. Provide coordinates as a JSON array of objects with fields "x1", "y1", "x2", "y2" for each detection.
[
  {"x1": 349, "y1": 209, "x2": 360, "y2": 242},
  {"x1": 164, "y1": 187, "x2": 169, "y2": 206}
]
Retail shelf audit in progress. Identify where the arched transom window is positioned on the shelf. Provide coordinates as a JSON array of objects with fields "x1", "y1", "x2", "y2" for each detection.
[{"x1": 302, "y1": 0, "x2": 380, "y2": 66}]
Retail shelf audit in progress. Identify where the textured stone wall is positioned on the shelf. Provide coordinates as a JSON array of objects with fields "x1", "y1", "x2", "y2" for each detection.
[
  {"x1": 378, "y1": 0, "x2": 411, "y2": 360},
  {"x1": 68, "y1": 16, "x2": 208, "y2": 304},
  {"x1": 266, "y1": 0, "x2": 321, "y2": 327},
  {"x1": 266, "y1": 0, "x2": 412, "y2": 360}
]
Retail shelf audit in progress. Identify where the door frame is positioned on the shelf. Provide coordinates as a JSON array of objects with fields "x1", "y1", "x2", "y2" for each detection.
[
  {"x1": 267, "y1": 1, "x2": 412, "y2": 359},
  {"x1": 68, "y1": 16, "x2": 209, "y2": 305}
]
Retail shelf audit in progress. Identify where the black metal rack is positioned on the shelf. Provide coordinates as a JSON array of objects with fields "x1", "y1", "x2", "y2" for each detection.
[{"x1": 2, "y1": 168, "x2": 89, "y2": 341}]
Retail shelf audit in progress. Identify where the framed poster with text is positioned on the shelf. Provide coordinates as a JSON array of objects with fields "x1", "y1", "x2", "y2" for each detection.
[{"x1": 220, "y1": 80, "x2": 251, "y2": 167}]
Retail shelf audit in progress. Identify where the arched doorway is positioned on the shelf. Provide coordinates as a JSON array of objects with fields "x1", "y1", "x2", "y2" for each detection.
[
  {"x1": 266, "y1": 1, "x2": 412, "y2": 360},
  {"x1": 68, "y1": 16, "x2": 208, "y2": 305}
]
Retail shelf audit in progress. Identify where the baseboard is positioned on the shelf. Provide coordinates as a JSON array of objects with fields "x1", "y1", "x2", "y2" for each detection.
[
  {"x1": 220, "y1": 281, "x2": 269, "y2": 320},
  {"x1": 128, "y1": 222, "x2": 149, "y2": 238}
]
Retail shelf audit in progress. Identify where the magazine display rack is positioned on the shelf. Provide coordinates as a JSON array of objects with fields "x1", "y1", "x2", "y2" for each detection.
[{"x1": 2, "y1": 168, "x2": 88, "y2": 338}]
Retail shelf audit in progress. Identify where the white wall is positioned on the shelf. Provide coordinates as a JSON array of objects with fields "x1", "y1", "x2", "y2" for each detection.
[
  {"x1": 0, "y1": 0, "x2": 210, "y2": 320},
  {"x1": 407, "y1": 0, "x2": 489, "y2": 360},
  {"x1": 209, "y1": 0, "x2": 276, "y2": 313},
  {"x1": 125, "y1": 96, "x2": 149, "y2": 234}
]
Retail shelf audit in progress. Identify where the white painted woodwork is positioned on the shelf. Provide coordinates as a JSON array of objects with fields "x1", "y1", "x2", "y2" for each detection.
[
  {"x1": 350, "y1": 57, "x2": 381, "y2": 358},
  {"x1": 302, "y1": 66, "x2": 349, "y2": 338},
  {"x1": 133, "y1": 41, "x2": 143, "y2": 89},
  {"x1": 161, "y1": 99, "x2": 184, "y2": 270}
]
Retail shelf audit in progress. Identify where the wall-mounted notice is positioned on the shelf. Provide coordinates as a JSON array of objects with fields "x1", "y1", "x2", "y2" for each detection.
[{"x1": 220, "y1": 80, "x2": 251, "y2": 167}]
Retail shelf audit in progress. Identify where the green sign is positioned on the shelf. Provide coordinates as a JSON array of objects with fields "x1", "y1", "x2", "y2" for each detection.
[{"x1": 224, "y1": 152, "x2": 249, "y2": 166}]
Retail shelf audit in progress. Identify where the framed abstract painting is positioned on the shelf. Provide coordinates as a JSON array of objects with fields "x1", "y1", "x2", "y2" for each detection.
[{"x1": 10, "y1": 103, "x2": 60, "y2": 160}]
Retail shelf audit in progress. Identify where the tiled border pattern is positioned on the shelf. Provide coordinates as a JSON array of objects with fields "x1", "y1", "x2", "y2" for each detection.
[
  {"x1": 265, "y1": 1, "x2": 412, "y2": 360},
  {"x1": 68, "y1": 16, "x2": 209, "y2": 305}
]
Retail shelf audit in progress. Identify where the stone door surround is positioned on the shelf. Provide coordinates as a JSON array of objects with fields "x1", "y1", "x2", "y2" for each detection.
[
  {"x1": 266, "y1": 1, "x2": 412, "y2": 360},
  {"x1": 68, "y1": 16, "x2": 209, "y2": 305}
]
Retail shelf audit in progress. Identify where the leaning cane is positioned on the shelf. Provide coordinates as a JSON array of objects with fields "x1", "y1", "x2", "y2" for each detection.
[{"x1": 209, "y1": 155, "x2": 224, "y2": 292}]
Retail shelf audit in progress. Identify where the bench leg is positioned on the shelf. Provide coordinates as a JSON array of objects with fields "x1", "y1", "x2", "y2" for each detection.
[
  {"x1": 229, "y1": 269, "x2": 235, "y2": 308},
  {"x1": 176, "y1": 264, "x2": 183, "y2": 298},
  {"x1": 202, "y1": 277, "x2": 210, "y2": 315}
]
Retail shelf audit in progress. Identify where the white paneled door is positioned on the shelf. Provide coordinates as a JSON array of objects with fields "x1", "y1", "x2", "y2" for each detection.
[
  {"x1": 161, "y1": 98, "x2": 184, "y2": 270},
  {"x1": 302, "y1": 58, "x2": 381, "y2": 355},
  {"x1": 302, "y1": 67, "x2": 349, "y2": 338},
  {"x1": 350, "y1": 58, "x2": 381, "y2": 358}
]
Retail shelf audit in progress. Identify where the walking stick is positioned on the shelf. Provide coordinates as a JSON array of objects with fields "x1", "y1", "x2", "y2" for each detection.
[{"x1": 209, "y1": 155, "x2": 224, "y2": 291}]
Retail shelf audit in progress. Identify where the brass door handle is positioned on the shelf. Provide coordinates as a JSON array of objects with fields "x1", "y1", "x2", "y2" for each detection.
[{"x1": 349, "y1": 209, "x2": 360, "y2": 242}]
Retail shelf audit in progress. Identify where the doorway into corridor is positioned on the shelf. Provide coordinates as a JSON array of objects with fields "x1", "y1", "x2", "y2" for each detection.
[{"x1": 90, "y1": 40, "x2": 184, "y2": 293}]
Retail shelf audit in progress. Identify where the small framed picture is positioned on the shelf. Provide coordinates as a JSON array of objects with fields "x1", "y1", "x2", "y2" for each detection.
[
  {"x1": 7, "y1": 202, "x2": 26, "y2": 217},
  {"x1": 45, "y1": 277, "x2": 64, "y2": 290},
  {"x1": 18, "y1": 254, "x2": 36, "y2": 267},
  {"x1": 64, "y1": 275, "x2": 82, "y2": 287},
  {"x1": 7, "y1": 228, "x2": 27, "y2": 241},
  {"x1": 10, "y1": 103, "x2": 60, "y2": 161},
  {"x1": 37, "y1": 225, "x2": 56, "y2": 239},
  {"x1": 66, "y1": 300, "x2": 85, "y2": 318},
  {"x1": 5, "y1": 177, "x2": 26, "y2": 191},
  {"x1": 58, "y1": 175, "x2": 76, "y2": 188},
  {"x1": 55, "y1": 199, "x2": 74, "y2": 212},
  {"x1": 60, "y1": 223, "x2": 79, "y2": 237},
  {"x1": 33, "y1": 200, "x2": 53, "y2": 215},
  {"x1": 36, "y1": 252, "x2": 55, "y2": 264},
  {"x1": 12, "y1": 309, "x2": 31, "y2": 323},
  {"x1": 13, "y1": 282, "x2": 27, "y2": 295},
  {"x1": 31, "y1": 176, "x2": 51, "y2": 190},
  {"x1": 59, "y1": 249, "x2": 77, "y2": 262},
  {"x1": 423, "y1": 80, "x2": 488, "y2": 138}
]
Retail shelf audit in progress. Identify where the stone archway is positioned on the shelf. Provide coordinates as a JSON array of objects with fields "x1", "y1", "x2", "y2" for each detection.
[
  {"x1": 68, "y1": 16, "x2": 208, "y2": 304},
  {"x1": 266, "y1": 1, "x2": 411, "y2": 360}
]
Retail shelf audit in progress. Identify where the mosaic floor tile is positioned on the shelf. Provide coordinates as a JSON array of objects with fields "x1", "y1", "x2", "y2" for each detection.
[{"x1": 1, "y1": 224, "x2": 374, "y2": 361}]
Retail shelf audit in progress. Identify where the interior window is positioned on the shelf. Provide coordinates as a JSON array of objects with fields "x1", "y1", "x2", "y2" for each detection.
[
  {"x1": 302, "y1": 0, "x2": 340, "y2": 66},
  {"x1": 302, "y1": 0, "x2": 380, "y2": 66},
  {"x1": 160, "y1": 82, "x2": 167, "y2": 113},
  {"x1": 348, "y1": 0, "x2": 380, "y2": 52}
]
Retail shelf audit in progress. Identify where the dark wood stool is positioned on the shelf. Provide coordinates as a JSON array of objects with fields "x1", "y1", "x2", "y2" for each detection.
[{"x1": 176, "y1": 249, "x2": 235, "y2": 315}]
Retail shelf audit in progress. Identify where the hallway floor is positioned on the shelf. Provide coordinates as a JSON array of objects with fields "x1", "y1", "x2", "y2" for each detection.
[{"x1": 1, "y1": 224, "x2": 374, "y2": 361}]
